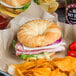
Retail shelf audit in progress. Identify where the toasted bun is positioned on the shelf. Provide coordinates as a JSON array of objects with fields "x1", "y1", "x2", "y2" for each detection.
[
  {"x1": 1, "y1": 0, "x2": 31, "y2": 7},
  {"x1": 17, "y1": 20, "x2": 61, "y2": 48}
]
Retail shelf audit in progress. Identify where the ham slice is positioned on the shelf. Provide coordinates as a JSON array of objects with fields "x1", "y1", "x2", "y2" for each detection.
[
  {"x1": 16, "y1": 46, "x2": 65, "y2": 55},
  {"x1": 15, "y1": 40, "x2": 65, "y2": 51},
  {"x1": 15, "y1": 41, "x2": 65, "y2": 56}
]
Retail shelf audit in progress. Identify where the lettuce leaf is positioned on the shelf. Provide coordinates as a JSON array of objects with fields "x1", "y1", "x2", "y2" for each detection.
[
  {"x1": 12, "y1": 40, "x2": 16, "y2": 48},
  {"x1": 34, "y1": 0, "x2": 39, "y2": 4},
  {"x1": 19, "y1": 53, "x2": 36, "y2": 59},
  {"x1": 19, "y1": 52, "x2": 51, "y2": 60},
  {"x1": 21, "y1": 3, "x2": 31, "y2": 11}
]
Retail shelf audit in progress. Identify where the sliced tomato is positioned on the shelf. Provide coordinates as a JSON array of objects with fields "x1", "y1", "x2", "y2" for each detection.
[
  {"x1": 67, "y1": 50, "x2": 76, "y2": 57},
  {"x1": 69, "y1": 41, "x2": 76, "y2": 50}
]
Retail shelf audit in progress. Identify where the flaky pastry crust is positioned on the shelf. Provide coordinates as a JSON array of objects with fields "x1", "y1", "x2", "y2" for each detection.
[{"x1": 17, "y1": 20, "x2": 61, "y2": 48}]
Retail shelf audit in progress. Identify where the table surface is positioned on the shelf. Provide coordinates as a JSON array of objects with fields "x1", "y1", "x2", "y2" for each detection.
[{"x1": 56, "y1": 8, "x2": 65, "y2": 23}]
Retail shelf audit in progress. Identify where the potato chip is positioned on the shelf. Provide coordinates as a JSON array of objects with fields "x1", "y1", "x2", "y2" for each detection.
[
  {"x1": 16, "y1": 68, "x2": 24, "y2": 76},
  {"x1": 16, "y1": 61, "x2": 36, "y2": 71},
  {"x1": 38, "y1": 0, "x2": 59, "y2": 13},
  {"x1": 48, "y1": 6, "x2": 58, "y2": 13},
  {"x1": 8, "y1": 57, "x2": 76, "y2": 76},
  {"x1": 54, "y1": 56, "x2": 76, "y2": 72},
  {"x1": 69, "y1": 70, "x2": 76, "y2": 76},
  {"x1": 52, "y1": 58, "x2": 64, "y2": 61},
  {"x1": 38, "y1": 0, "x2": 56, "y2": 3},
  {"x1": 35, "y1": 59, "x2": 55, "y2": 70},
  {"x1": 40, "y1": 3, "x2": 49, "y2": 11},
  {"x1": 48, "y1": 2, "x2": 59, "y2": 13},
  {"x1": 49, "y1": 69, "x2": 67, "y2": 76},
  {"x1": 33, "y1": 68, "x2": 51, "y2": 76},
  {"x1": 69, "y1": 69, "x2": 76, "y2": 76}
]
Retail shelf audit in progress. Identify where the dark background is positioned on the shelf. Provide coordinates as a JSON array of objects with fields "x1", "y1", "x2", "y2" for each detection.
[{"x1": 56, "y1": 8, "x2": 65, "y2": 22}]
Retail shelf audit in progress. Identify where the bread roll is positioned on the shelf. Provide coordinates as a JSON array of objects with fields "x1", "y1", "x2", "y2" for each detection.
[{"x1": 17, "y1": 20, "x2": 61, "y2": 48}]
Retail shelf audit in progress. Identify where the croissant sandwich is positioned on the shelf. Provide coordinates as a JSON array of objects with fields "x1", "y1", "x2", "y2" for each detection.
[
  {"x1": 0, "y1": 0, "x2": 31, "y2": 17},
  {"x1": 13, "y1": 19, "x2": 65, "y2": 60}
]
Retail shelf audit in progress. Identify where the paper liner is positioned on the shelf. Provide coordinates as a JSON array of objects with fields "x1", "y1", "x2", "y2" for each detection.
[{"x1": 0, "y1": 1, "x2": 74, "y2": 71}]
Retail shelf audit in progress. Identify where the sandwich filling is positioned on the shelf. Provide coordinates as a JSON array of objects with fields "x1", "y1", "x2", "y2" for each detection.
[{"x1": 14, "y1": 38, "x2": 65, "y2": 59}]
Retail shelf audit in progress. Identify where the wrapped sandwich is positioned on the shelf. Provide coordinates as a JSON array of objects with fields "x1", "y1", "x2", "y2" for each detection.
[
  {"x1": 0, "y1": 0, "x2": 31, "y2": 17},
  {"x1": 13, "y1": 19, "x2": 65, "y2": 60},
  {"x1": 34, "y1": 0, "x2": 59, "y2": 13}
]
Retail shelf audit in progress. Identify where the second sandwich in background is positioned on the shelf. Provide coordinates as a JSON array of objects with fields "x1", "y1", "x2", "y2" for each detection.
[
  {"x1": 13, "y1": 19, "x2": 65, "y2": 60},
  {"x1": 0, "y1": 0, "x2": 31, "y2": 17}
]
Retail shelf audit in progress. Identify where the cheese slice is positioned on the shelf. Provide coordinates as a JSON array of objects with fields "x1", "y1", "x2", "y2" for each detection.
[{"x1": 0, "y1": 5, "x2": 18, "y2": 17}]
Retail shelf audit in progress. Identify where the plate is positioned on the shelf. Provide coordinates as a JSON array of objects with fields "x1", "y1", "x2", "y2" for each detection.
[{"x1": 0, "y1": 71, "x2": 10, "y2": 76}]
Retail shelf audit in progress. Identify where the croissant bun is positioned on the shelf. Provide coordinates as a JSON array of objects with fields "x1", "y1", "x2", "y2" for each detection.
[{"x1": 17, "y1": 20, "x2": 61, "y2": 48}]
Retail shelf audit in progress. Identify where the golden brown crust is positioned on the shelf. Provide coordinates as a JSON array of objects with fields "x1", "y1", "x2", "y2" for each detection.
[
  {"x1": 17, "y1": 20, "x2": 61, "y2": 48},
  {"x1": 1, "y1": 0, "x2": 31, "y2": 7}
]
